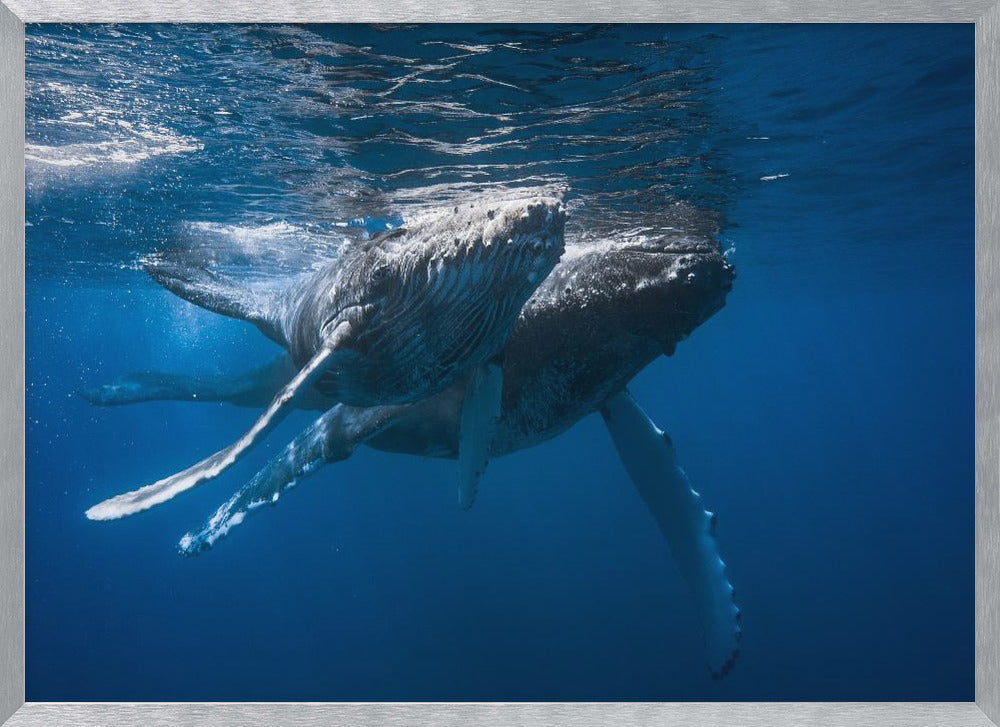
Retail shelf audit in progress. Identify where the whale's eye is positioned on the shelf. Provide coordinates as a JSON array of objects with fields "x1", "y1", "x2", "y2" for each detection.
[{"x1": 372, "y1": 264, "x2": 390, "y2": 281}]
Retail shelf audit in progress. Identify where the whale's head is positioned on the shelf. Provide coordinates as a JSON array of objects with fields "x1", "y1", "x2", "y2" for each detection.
[
  {"x1": 315, "y1": 195, "x2": 566, "y2": 405},
  {"x1": 601, "y1": 233, "x2": 735, "y2": 355},
  {"x1": 515, "y1": 217, "x2": 735, "y2": 368},
  {"x1": 391, "y1": 195, "x2": 567, "y2": 314}
]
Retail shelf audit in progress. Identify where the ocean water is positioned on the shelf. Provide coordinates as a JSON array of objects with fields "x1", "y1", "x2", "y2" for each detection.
[{"x1": 25, "y1": 24, "x2": 974, "y2": 701}]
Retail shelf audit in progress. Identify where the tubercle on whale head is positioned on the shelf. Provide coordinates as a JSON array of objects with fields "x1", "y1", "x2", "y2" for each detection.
[
  {"x1": 482, "y1": 196, "x2": 566, "y2": 287},
  {"x1": 441, "y1": 196, "x2": 564, "y2": 259},
  {"x1": 389, "y1": 195, "x2": 567, "y2": 308},
  {"x1": 524, "y1": 230, "x2": 734, "y2": 361},
  {"x1": 309, "y1": 196, "x2": 567, "y2": 332},
  {"x1": 655, "y1": 250, "x2": 735, "y2": 356}
]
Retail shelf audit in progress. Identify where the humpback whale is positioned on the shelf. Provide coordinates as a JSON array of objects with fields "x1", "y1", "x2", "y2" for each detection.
[
  {"x1": 83, "y1": 199, "x2": 742, "y2": 678},
  {"x1": 85, "y1": 196, "x2": 566, "y2": 520}
]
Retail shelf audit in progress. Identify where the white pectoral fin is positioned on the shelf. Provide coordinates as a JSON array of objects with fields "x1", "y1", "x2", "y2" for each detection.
[
  {"x1": 601, "y1": 390, "x2": 741, "y2": 678},
  {"x1": 86, "y1": 326, "x2": 350, "y2": 521},
  {"x1": 179, "y1": 403, "x2": 406, "y2": 556},
  {"x1": 457, "y1": 362, "x2": 503, "y2": 510}
]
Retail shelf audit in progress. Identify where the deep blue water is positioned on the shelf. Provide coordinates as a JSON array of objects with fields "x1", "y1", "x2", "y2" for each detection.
[{"x1": 25, "y1": 24, "x2": 974, "y2": 701}]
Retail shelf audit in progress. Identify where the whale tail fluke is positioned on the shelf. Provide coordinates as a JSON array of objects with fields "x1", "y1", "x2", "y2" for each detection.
[
  {"x1": 144, "y1": 254, "x2": 287, "y2": 345},
  {"x1": 77, "y1": 355, "x2": 321, "y2": 410}
]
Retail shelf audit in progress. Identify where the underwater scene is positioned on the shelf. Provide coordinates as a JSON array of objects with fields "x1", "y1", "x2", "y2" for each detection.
[{"x1": 25, "y1": 24, "x2": 973, "y2": 701}]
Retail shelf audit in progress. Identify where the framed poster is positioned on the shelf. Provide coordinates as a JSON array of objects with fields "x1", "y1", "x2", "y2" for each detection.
[{"x1": 1, "y1": 3, "x2": 997, "y2": 726}]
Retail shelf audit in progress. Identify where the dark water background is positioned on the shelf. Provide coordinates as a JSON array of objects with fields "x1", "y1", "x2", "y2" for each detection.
[{"x1": 25, "y1": 24, "x2": 974, "y2": 701}]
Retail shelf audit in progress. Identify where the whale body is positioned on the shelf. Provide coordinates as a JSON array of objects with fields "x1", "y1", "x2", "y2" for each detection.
[
  {"x1": 85, "y1": 195, "x2": 565, "y2": 520},
  {"x1": 83, "y1": 197, "x2": 742, "y2": 678}
]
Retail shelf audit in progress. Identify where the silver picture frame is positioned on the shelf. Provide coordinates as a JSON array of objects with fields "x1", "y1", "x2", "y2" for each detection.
[{"x1": 1, "y1": 3, "x2": 997, "y2": 725}]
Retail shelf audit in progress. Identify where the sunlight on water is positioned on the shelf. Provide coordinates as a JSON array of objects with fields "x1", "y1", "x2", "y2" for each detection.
[{"x1": 26, "y1": 24, "x2": 734, "y2": 281}]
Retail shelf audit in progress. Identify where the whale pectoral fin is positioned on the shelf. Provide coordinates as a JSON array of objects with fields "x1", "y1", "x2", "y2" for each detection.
[
  {"x1": 600, "y1": 390, "x2": 741, "y2": 678},
  {"x1": 456, "y1": 361, "x2": 503, "y2": 510},
  {"x1": 179, "y1": 403, "x2": 407, "y2": 555},
  {"x1": 85, "y1": 325, "x2": 352, "y2": 521}
]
